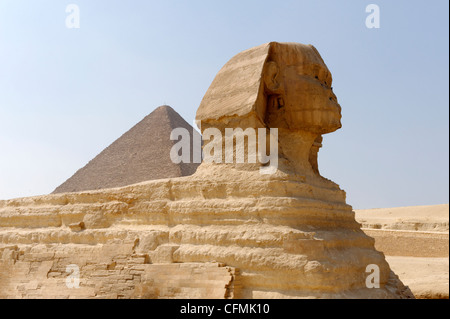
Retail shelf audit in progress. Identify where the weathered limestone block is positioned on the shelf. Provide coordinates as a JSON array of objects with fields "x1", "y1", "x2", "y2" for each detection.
[
  {"x1": 0, "y1": 42, "x2": 413, "y2": 299},
  {"x1": 134, "y1": 263, "x2": 238, "y2": 299}
]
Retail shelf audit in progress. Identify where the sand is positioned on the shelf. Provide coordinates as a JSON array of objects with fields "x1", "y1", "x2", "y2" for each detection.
[
  {"x1": 387, "y1": 256, "x2": 449, "y2": 299},
  {"x1": 356, "y1": 204, "x2": 449, "y2": 299}
]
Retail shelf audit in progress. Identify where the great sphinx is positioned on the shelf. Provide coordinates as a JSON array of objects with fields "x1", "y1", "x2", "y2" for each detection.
[{"x1": 0, "y1": 42, "x2": 413, "y2": 299}]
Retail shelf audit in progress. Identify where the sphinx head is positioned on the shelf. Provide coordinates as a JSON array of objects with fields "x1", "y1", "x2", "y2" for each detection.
[
  {"x1": 196, "y1": 42, "x2": 341, "y2": 134},
  {"x1": 196, "y1": 42, "x2": 342, "y2": 176},
  {"x1": 263, "y1": 42, "x2": 341, "y2": 133}
]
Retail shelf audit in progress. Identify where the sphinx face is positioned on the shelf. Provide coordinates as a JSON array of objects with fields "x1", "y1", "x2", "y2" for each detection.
[
  {"x1": 283, "y1": 63, "x2": 342, "y2": 133},
  {"x1": 265, "y1": 45, "x2": 342, "y2": 134}
]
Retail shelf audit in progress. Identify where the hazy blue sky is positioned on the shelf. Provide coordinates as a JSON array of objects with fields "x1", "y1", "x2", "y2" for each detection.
[{"x1": 0, "y1": 0, "x2": 448, "y2": 209}]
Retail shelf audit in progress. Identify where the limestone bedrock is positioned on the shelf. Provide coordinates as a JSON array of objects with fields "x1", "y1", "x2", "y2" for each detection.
[{"x1": 0, "y1": 42, "x2": 413, "y2": 299}]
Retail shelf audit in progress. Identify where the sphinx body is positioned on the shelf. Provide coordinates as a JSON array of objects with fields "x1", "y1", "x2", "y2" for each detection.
[{"x1": 0, "y1": 42, "x2": 412, "y2": 299}]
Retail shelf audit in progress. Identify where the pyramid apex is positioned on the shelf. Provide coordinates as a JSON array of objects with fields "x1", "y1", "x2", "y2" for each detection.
[{"x1": 155, "y1": 104, "x2": 173, "y2": 111}]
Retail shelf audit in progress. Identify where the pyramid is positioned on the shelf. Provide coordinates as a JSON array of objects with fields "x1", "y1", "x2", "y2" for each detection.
[{"x1": 53, "y1": 105, "x2": 200, "y2": 194}]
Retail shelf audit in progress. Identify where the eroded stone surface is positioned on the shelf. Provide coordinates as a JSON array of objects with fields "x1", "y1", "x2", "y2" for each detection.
[{"x1": 0, "y1": 42, "x2": 413, "y2": 299}]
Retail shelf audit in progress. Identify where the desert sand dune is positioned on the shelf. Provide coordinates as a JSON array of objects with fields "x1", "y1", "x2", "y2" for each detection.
[{"x1": 387, "y1": 257, "x2": 449, "y2": 299}]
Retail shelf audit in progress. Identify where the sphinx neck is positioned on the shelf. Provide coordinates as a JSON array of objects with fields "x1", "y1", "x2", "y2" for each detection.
[{"x1": 278, "y1": 129, "x2": 319, "y2": 176}]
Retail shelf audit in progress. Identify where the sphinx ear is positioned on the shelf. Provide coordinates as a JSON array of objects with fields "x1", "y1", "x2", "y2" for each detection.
[{"x1": 264, "y1": 61, "x2": 283, "y2": 94}]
